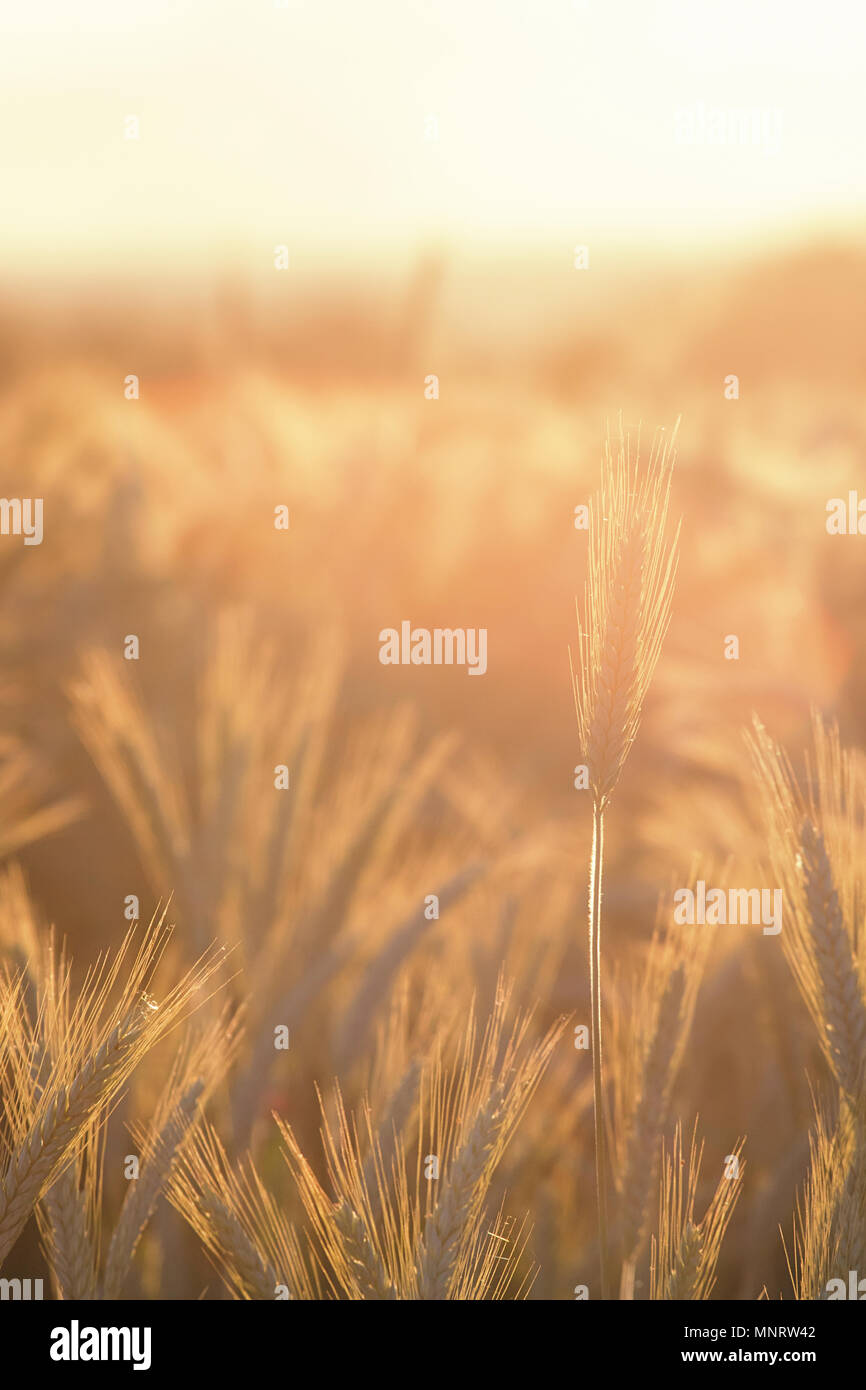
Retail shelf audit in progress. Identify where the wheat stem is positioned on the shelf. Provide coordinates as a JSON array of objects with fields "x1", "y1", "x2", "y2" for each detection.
[{"x1": 588, "y1": 803, "x2": 611, "y2": 1299}]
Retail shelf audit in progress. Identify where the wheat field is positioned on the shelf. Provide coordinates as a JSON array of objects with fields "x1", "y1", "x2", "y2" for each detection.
[{"x1": 1, "y1": 252, "x2": 866, "y2": 1303}]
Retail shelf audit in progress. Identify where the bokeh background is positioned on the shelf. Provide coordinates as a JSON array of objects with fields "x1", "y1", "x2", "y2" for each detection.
[{"x1": 3, "y1": 0, "x2": 866, "y2": 1297}]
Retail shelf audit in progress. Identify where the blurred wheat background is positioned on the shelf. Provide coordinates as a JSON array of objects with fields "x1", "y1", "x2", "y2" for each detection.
[{"x1": 1, "y1": 0, "x2": 866, "y2": 1300}]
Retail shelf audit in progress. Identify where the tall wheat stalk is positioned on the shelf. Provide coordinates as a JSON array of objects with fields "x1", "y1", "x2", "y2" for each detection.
[{"x1": 571, "y1": 420, "x2": 679, "y2": 1297}]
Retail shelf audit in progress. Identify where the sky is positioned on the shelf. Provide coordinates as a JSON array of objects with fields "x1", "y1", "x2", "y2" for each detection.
[{"x1": 2, "y1": 0, "x2": 866, "y2": 274}]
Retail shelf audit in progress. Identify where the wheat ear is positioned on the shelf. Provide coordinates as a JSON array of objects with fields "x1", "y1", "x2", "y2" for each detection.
[
  {"x1": 619, "y1": 964, "x2": 686, "y2": 1269},
  {"x1": 200, "y1": 1190, "x2": 278, "y2": 1300},
  {"x1": 663, "y1": 1221, "x2": 703, "y2": 1300},
  {"x1": 0, "y1": 1011, "x2": 146, "y2": 1266},
  {"x1": 584, "y1": 525, "x2": 646, "y2": 807},
  {"x1": 572, "y1": 422, "x2": 680, "y2": 812},
  {"x1": 42, "y1": 1165, "x2": 97, "y2": 1300},
  {"x1": 333, "y1": 1201, "x2": 396, "y2": 1300},
  {"x1": 651, "y1": 1122, "x2": 745, "y2": 1301},
  {"x1": 102, "y1": 1080, "x2": 204, "y2": 1298},
  {"x1": 800, "y1": 820, "x2": 866, "y2": 1102},
  {"x1": 416, "y1": 1085, "x2": 505, "y2": 1300}
]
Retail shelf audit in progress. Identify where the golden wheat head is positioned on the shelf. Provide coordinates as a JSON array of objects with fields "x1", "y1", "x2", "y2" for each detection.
[{"x1": 572, "y1": 420, "x2": 680, "y2": 811}]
